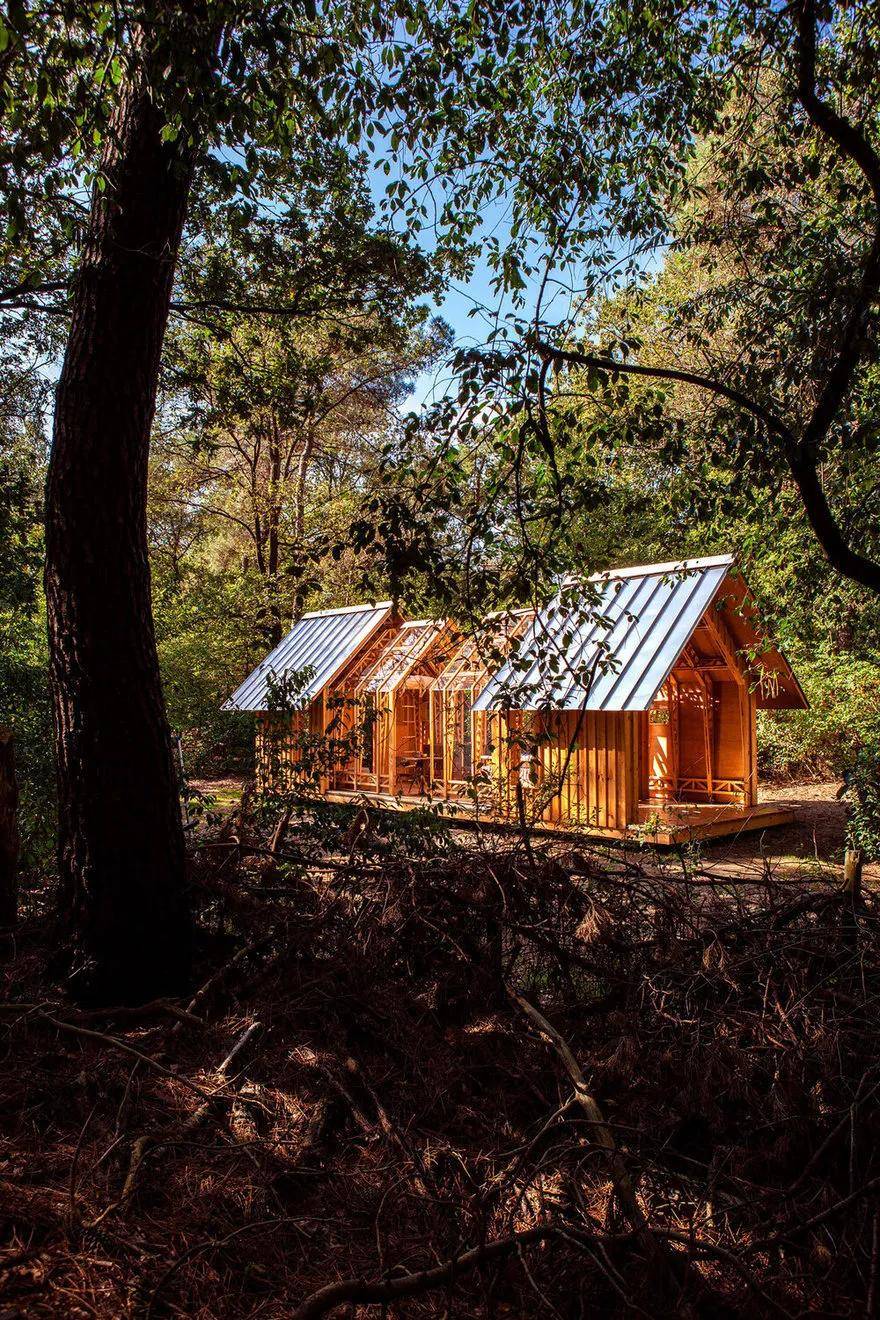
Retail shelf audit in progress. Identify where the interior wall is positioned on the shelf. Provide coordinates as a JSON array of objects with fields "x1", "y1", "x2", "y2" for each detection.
[
  {"x1": 392, "y1": 689, "x2": 431, "y2": 794},
  {"x1": 645, "y1": 673, "x2": 755, "y2": 805}
]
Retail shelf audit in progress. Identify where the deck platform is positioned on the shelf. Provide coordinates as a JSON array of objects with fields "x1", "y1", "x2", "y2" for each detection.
[
  {"x1": 323, "y1": 790, "x2": 794, "y2": 846},
  {"x1": 635, "y1": 801, "x2": 794, "y2": 845}
]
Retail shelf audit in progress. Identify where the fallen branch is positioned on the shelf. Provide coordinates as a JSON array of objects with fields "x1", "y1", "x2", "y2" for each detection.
[
  {"x1": 29, "y1": 1014, "x2": 218, "y2": 1102},
  {"x1": 289, "y1": 1224, "x2": 561, "y2": 1320},
  {"x1": 508, "y1": 990, "x2": 651, "y2": 1242},
  {"x1": 90, "y1": 1021, "x2": 261, "y2": 1227},
  {"x1": 182, "y1": 931, "x2": 276, "y2": 1023}
]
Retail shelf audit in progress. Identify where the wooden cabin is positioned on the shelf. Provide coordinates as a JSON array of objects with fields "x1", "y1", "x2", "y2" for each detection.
[
  {"x1": 225, "y1": 600, "x2": 399, "y2": 791},
  {"x1": 428, "y1": 610, "x2": 533, "y2": 800},
  {"x1": 328, "y1": 619, "x2": 457, "y2": 796},
  {"x1": 225, "y1": 556, "x2": 807, "y2": 843}
]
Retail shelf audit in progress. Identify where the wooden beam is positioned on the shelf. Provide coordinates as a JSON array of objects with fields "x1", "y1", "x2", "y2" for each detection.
[
  {"x1": 388, "y1": 693, "x2": 398, "y2": 795},
  {"x1": 701, "y1": 607, "x2": 750, "y2": 690},
  {"x1": 318, "y1": 693, "x2": 329, "y2": 793},
  {"x1": 747, "y1": 690, "x2": 758, "y2": 806},
  {"x1": 669, "y1": 678, "x2": 680, "y2": 801}
]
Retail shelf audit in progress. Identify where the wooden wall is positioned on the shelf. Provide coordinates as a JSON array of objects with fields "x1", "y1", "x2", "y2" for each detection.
[
  {"x1": 470, "y1": 709, "x2": 639, "y2": 831},
  {"x1": 256, "y1": 682, "x2": 755, "y2": 825},
  {"x1": 644, "y1": 673, "x2": 757, "y2": 806},
  {"x1": 255, "y1": 698, "x2": 325, "y2": 792},
  {"x1": 535, "y1": 711, "x2": 640, "y2": 830}
]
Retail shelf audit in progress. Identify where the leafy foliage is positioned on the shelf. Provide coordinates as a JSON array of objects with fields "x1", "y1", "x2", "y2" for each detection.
[
  {"x1": 0, "y1": 431, "x2": 53, "y2": 869},
  {"x1": 842, "y1": 745, "x2": 880, "y2": 862}
]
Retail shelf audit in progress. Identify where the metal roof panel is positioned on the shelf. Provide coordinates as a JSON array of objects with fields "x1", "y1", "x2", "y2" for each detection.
[
  {"x1": 224, "y1": 602, "x2": 393, "y2": 711},
  {"x1": 473, "y1": 558, "x2": 733, "y2": 713}
]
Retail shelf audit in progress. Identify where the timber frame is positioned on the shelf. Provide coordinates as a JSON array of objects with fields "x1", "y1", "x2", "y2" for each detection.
[{"x1": 231, "y1": 558, "x2": 807, "y2": 845}]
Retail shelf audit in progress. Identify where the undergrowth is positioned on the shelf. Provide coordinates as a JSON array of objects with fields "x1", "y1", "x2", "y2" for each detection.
[{"x1": 1, "y1": 796, "x2": 878, "y2": 1317}]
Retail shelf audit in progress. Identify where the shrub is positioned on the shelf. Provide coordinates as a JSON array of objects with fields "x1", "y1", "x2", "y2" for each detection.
[{"x1": 758, "y1": 649, "x2": 880, "y2": 781}]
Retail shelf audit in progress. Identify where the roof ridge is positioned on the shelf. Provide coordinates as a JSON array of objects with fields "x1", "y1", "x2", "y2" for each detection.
[
  {"x1": 299, "y1": 600, "x2": 393, "y2": 620},
  {"x1": 584, "y1": 554, "x2": 734, "y2": 583}
]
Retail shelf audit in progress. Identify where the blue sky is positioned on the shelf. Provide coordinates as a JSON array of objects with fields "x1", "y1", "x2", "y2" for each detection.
[
  {"x1": 366, "y1": 160, "x2": 563, "y2": 414},
  {"x1": 404, "y1": 272, "x2": 509, "y2": 411}
]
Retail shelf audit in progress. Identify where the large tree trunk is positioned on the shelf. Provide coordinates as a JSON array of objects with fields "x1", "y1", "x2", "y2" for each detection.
[
  {"x1": 0, "y1": 730, "x2": 19, "y2": 928},
  {"x1": 265, "y1": 419, "x2": 284, "y2": 648},
  {"x1": 45, "y1": 34, "x2": 204, "y2": 1002},
  {"x1": 291, "y1": 428, "x2": 316, "y2": 619}
]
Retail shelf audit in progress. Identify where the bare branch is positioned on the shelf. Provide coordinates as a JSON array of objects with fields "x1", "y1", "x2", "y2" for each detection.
[{"x1": 289, "y1": 1225, "x2": 561, "y2": 1320}]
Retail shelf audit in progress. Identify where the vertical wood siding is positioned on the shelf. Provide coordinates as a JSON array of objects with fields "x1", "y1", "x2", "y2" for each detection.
[{"x1": 536, "y1": 711, "x2": 639, "y2": 830}]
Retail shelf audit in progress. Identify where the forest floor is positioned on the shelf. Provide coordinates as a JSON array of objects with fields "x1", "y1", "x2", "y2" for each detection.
[
  {"x1": 702, "y1": 780, "x2": 880, "y2": 881},
  {"x1": 3, "y1": 791, "x2": 878, "y2": 1318},
  {"x1": 192, "y1": 776, "x2": 870, "y2": 883}
]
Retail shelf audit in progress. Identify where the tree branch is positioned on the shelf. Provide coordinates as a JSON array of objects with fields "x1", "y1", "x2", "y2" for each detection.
[
  {"x1": 794, "y1": 0, "x2": 880, "y2": 467},
  {"x1": 289, "y1": 1225, "x2": 561, "y2": 1320},
  {"x1": 795, "y1": 0, "x2": 880, "y2": 212},
  {"x1": 535, "y1": 341, "x2": 880, "y2": 591},
  {"x1": 535, "y1": 339, "x2": 798, "y2": 450}
]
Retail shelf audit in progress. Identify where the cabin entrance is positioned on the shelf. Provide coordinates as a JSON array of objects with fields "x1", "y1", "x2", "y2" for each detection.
[
  {"x1": 450, "y1": 691, "x2": 474, "y2": 782},
  {"x1": 393, "y1": 686, "x2": 431, "y2": 794},
  {"x1": 429, "y1": 687, "x2": 476, "y2": 797},
  {"x1": 643, "y1": 672, "x2": 756, "y2": 808}
]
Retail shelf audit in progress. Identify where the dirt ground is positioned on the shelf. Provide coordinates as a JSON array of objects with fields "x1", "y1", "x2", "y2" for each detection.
[
  {"x1": 709, "y1": 779, "x2": 876, "y2": 881},
  {"x1": 193, "y1": 777, "x2": 872, "y2": 884}
]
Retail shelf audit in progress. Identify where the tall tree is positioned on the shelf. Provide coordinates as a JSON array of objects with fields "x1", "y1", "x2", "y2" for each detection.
[
  {"x1": 157, "y1": 159, "x2": 444, "y2": 647},
  {"x1": 366, "y1": 0, "x2": 880, "y2": 596},
  {"x1": 43, "y1": 8, "x2": 224, "y2": 998},
  {"x1": 2, "y1": 2, "x2": 386, "y2": 1000}
]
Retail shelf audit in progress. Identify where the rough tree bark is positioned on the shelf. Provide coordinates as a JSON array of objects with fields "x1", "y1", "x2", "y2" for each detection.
[
  {"x1": 291, "y1": 426, "x2": 316, "y2": 620},
  {"x1": 0, "y1": 730, "x2": 19, "y2": 928},
  {"x1": 266, "y1": 417, "x2": 284, "y2": 648},
  {"x1": 45, "y1": 23, "x2": 213, "y2": 1002}
]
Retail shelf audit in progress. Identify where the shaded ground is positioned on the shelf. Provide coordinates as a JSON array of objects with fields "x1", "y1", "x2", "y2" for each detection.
[
  {"x1": 706, "y1": 780, "x2": 880, "y2": 885},
  {"x1": 193, "y1": 776, "x2": 870, "y2": 881},
  {"x1": 2, "y1": 802, "x2": 879, "y2": 1317},
  {"x1": 756, "y1": 779, "x2": 849, "y2": 858}
]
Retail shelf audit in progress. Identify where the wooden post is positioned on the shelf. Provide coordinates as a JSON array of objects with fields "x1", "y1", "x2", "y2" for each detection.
[
  {"x1": 0, "y1": 730, "x2": 20, "y2": 927},
  {"x1": 428, "y1": 690, "x2": 435, "y2": 793},
  {"x1": 388, "y1": 693, "x2": 398, "y2": 795},
  {"x1": 317, "y1": 693, "x2": 329, "y2": 794},
  {"x1": 669, "y1": 678, "x2": 680, "y2": 800},
  {"x1": 701, "y1": 674, "x2": 714, "y2": 798},
  {"x1": 843, "y1": 848, "x2": 863, "y2": 902},
  {"x1": 745, "y1": 690, "x2": 758, "y2": 806}
]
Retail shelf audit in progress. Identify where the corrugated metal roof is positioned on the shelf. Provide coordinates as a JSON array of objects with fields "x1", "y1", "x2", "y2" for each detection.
[
  {"x1": 473, "y1": 557, "x2": 734, "y2": 713},
  {"x1": 224, "y1": 602, "x2": 394, "y2": 712}
]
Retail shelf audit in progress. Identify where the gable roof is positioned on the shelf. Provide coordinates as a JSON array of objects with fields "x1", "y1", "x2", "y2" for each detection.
[
  {"x1": 357, "y1": 620, "x2": 453, "y2": 696},
  {"x1": 433, "y1": 609, "x2": 535, "y2": 692},
  {"x1": 473, "y1": 555, "x2": 805, "y2": 713},
  {"x1": 224, "y1": 601, "x2": 394, "y2": 712}
]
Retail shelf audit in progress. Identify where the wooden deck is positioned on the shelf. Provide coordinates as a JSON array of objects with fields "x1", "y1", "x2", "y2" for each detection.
[
  {"x1": 323, "y1": 789, "x2": 794, "y2": 846},
  {"x1": 635, "y1": 800, "x2": 795, "y2": 845}
]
